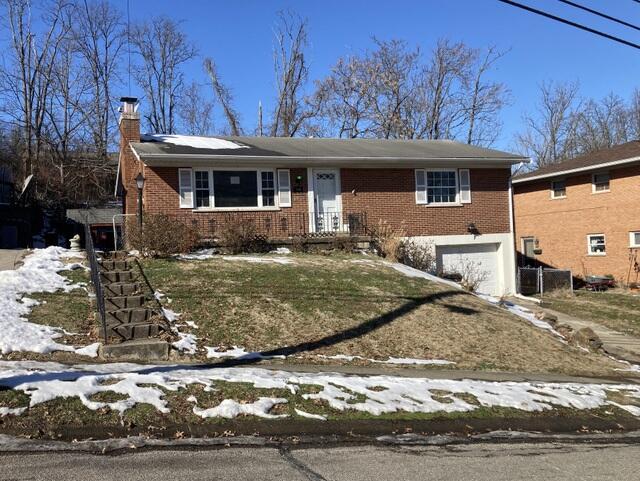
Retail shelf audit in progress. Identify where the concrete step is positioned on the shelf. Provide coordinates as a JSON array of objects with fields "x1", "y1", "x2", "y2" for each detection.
[
  {"x1": 105, "y1": 295, "x2": 146, "y2": 310},
  {"x1": 99, "y1": 260, "x2": 132, "y2": 271},
  {"x1": 100, "y1": 270, "x2": 136, "y2": 283},
  {"x1": 105, "y1": 308, "x2": 154, "y2": 324},
  {"x1": 110, "y1": 322, "x2": 167, "y2": 341},
  {"x1": 101, "y1": 339, "x2": 169, "y2": 361},
  {"x1": 103, "y1": 282, "x2": 142, "y2": 297},
  {"x1": 104, "y1": 251, "x2": 130, "y2": 260}
]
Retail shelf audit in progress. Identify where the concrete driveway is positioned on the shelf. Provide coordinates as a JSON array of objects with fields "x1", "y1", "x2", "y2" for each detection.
[{"x1": 0, "y1": 249, "x2": 27, "y2": 271}]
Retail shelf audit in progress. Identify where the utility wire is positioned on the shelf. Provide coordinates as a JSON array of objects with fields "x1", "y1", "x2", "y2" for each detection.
[
  {"x1": 558, "y1": 0, "x2": 640, "y2": 31},
  {"x1": 497, "y1": 0, "x2": 640, "y2": 50}
]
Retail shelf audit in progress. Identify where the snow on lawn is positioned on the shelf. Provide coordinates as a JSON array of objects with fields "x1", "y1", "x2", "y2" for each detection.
[
  {"x1": 205, "y1": 346, "x2": 285, "y2": 361},
  {"x1": 0, "y1": 247, "x2": 98, "y2": 356},
  {"x1": 160, "y1": 305, "x2": 198, "y2": 355},
  {"x1": 222, "y1": 256, "x2": 294, "y2": 265},
  {"x1": 141, "y1": 134, "x2": 248, "y2": 150},
  {"x1": 175, "y1": 249, "x2": 216, "y2": 261},
  {"x1": 0, "y1": 361, "x2": 639, "y2": 419}
]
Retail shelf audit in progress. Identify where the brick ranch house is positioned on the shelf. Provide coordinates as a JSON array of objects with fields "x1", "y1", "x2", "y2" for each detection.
[
  {"x1": 513, "y1": 141, "x2": 640, "y2": 285},
  {"x1": 117, "y1": 97, "x2": 526, "y2": 296}
]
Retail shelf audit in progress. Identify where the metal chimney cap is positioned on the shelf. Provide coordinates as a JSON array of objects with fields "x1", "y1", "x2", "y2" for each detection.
[{"x1": 120, "y1": 96, "x2": 138, "y2": 103}]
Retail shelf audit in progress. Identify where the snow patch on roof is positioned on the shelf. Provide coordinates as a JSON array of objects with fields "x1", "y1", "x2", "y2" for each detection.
[{"x1": 141, "y1": 134, "x2": 248, "y2": 150}]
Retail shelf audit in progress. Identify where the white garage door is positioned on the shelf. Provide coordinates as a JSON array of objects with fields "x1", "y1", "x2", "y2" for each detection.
[{"x1": 436, "y1": 243, "x2": 499, "y2": 295}]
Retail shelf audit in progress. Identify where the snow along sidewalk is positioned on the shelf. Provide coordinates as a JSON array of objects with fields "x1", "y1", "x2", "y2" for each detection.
[
  {"x1": 0, "y1": 361, "x2": 639, "y2": 420},
  {"x1": 0, "y1": 247, "x2": 100, "y2": 357}
]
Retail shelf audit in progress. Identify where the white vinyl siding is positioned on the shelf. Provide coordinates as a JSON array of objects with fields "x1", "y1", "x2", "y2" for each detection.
[
  {"x1": 277, "y1": 169, "x2": 292, "y2": 207},
  {"x1": 178, "y1": 168, "x2": 193, "y2": 208}
]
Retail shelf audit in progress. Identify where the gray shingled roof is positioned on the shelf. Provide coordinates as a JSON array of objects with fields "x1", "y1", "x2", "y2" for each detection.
[
  {"x1": 513, "y1": 141, "x2": 640, "y2": 183},
  {"x1": 130, "y1": 135, "x2": 526, "y2": 167}
]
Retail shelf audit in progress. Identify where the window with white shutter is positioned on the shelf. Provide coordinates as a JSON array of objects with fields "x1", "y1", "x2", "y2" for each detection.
[
  {"x1": 178, "y1": 168, "x2": 193, "y2": 208},
  {"x1": 277, "y1": 169, "x2": 291, "y2": 207},
  {"x1": 459, "y1": 169, "x2": 471, "y2": 204},
  {"x1": 415, "y1": 170, "x2": 427, "y2": 204}
]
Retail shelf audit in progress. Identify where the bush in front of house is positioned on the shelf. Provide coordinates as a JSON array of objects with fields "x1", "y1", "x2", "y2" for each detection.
[
  {"x1": 369, "y1": 220, "x2": 407, "y2": 261},
  {"x1": 395, "y1": 238, "x2": 435, "y2": 272},
  {"x1": 217, "y1": 219, "x2": 269, "y2": 254},
  {"x1": 125, "y1": 214, "x2": 199, "y2": 257}
]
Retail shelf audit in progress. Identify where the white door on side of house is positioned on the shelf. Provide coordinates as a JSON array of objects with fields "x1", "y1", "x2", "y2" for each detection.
[
  {"x1": 313, "y1": 169, "x2": 340, "y2": 232},
  {"x1": 436, "y1": 243, "x2": 500, "y2": 295}
]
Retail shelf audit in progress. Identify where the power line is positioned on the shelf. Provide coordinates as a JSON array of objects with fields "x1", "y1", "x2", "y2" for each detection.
[
  {"x1": 497, "y1": 0, "x2": 640, "y2": 50},
  {"x1": 558, "y1": 0, "x2": 640, "y2": 31}
]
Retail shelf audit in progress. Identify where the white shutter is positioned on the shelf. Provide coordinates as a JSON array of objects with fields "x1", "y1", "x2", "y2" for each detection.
[
  {"x1": 415, "y1": 169, "x2": 427, "y2": 204},
  {"x1": 459, "y1": 169, "x2": 471, "y2": 204},
  {"x1": 277, "y1": 169, "x2": 291, "y2": 207},
  {"x1": 178, "y1": 168, "x2": 193, "y2": 208}
]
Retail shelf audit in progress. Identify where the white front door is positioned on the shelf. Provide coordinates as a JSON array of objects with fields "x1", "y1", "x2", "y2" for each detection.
[{"x1": 313, "y1": 169, "x2": 340, "y2": 232}]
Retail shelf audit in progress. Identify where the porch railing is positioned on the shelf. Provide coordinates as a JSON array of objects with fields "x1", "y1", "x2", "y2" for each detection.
[{"x1": 123, "y1": 210, "x2": 368, "y2": 243}]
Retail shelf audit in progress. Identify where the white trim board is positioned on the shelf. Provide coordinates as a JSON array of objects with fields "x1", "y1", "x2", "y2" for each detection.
[{"x1": 512, "y1": 155, "x2": 640, "y2": 184}]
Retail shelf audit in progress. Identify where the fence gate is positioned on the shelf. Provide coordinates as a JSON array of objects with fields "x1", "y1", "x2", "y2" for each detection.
[{"x1": 517, "y1": 267, "x2": 573, "y2": 296}]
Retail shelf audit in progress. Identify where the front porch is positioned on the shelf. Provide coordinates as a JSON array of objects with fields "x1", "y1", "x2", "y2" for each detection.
[{"x1": 134, "y1": 210, "x2": 370, "y2": 246}]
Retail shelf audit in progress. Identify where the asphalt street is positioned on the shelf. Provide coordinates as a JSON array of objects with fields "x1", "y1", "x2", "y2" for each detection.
[{"x1": 0, "y1": 442, "x2": 637, "y2": 480}]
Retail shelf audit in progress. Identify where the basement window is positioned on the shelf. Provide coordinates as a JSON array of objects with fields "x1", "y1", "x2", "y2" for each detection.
[
  {"x1": 587, "y1": 234, "x2": 606, "y2": 256},
  {"x1": 630, "y1": 231, "x2": 640, "y2": 248}
]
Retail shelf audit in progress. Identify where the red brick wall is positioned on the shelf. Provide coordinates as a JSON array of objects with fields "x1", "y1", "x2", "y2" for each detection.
[
  {"x1": 142, "y1": 167, "x2": 310, "y2": 238},
  {"x1": 119, "y1": 114, "x2": 141, "y2": 215},
  {"x1": 140, "y1": 165, "x2": 511, "y2": 238},
  {"x1": 341, "y1": 168, "x2": 511, "y2": 236},
  {"x1": 513, "y1": 163, "x2": 640, "y2": 283}
]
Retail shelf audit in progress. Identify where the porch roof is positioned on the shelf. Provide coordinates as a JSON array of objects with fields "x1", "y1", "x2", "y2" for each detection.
[{"x1": 130, "y1": 135, "x2": 527, "y2": 168}]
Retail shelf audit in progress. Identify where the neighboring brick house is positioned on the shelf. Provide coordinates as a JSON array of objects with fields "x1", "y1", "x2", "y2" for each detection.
[
  {"x1": 117, "y1": 98, "x2": 525, "y2": 295},
  {"x1": 513, "y1": 141, "x2": 640, "y2": 285}
]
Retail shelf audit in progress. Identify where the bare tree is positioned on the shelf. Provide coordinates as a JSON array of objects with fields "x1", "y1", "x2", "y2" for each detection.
[
  {"x1": 270, "y1": 10, "x2": 316, "y2": 137},
  {"x1": 572, "y1": 93, "x2": 630, "y2": 153},
  {"x1": 311, "y1": 56, "x2": 373, "y2": 138},
  {"x1": 204, "y1": 58, "x2": 242, "y2": 136},
  {"x1": 72, "y1": 0, "x2": 125, "y2": 158},
  {"x1": 464, "y1": 46, "x2": 510, "y2": 146},
  {"x1": 131, "y1": 16, "x2": 196, "y2": 134},
  {"x1": 0, "y1": 0, "x2": 70, "y2": 180},
  {"x1": 516, "y1": 81, "x2": 580, "y2": 168},
  {"x1": 179, "y1": 81, "x2": 214, "y2": 136}
]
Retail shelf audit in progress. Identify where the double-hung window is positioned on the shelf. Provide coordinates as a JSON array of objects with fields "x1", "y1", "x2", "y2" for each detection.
[
  {"x1": 180, "y1": 169, "x2": 290, "y2": 209},
  {"x1": 587, "y1": 234, "x2": 606, "y2": 255},
  {"x1": 592, "y1": 172, "x2": 610, "y2": 193},
  {"x1": 416, "y1": 169, "x2": 469, "y2": 205},
  {"x1": 194, "y1": 170, "x2": 211, "y2": 208},
  {"x1": 551, "y1": 180, "x2": 566, "y2": 199}
]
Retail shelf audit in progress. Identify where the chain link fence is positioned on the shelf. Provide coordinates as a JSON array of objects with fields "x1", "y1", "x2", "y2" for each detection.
[{"x1": 517, "y1": 267, "x2": 573, "y2": 296}]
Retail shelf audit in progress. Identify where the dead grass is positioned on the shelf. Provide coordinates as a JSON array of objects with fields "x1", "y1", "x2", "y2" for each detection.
[
  {"x1": 542, "y1": 289, "x2": 640, "y2": 337},
  {"x1": 142, "y1": 254, "x2": 623, "y2": 377}
]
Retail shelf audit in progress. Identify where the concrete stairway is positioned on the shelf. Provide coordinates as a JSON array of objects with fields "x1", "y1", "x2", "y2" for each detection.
[{"x1": 98, "y1": 253, "x2": 169, "y2": 342}]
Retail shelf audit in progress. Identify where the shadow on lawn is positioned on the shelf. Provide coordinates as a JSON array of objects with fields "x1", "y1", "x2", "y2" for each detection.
[{"x1": 0, "y1": 290, "x2": 467, "y2": 386}]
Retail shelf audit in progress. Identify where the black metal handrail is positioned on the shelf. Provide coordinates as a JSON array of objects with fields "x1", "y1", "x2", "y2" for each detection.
[
  {"x1": 134, "y1": 210, "x2": 369, "y2": 241},
  {"x1": 85, "y1": 222, "x2": 108, "y2": 344}
]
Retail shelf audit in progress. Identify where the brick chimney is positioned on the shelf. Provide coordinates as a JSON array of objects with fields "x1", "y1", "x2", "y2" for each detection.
[{"x1": 119, "y1": 97, "x2": 141, "y2": 215}]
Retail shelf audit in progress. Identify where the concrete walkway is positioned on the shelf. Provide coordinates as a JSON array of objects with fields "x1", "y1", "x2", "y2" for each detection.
[
  {"x1": 511, "y1": 296, "x2": 640, "y2": 365},
  {"x1": 0, "y1": 249, "x2": 27, "y2": 271}
]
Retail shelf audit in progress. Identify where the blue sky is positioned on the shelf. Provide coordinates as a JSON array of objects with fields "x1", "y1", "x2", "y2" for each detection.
[{"x1": 127, "y1": 0, "x2": 640, "y2": 151}]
